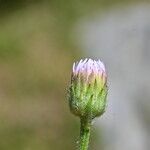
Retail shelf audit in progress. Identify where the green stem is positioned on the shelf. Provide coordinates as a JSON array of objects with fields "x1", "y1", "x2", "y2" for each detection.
[{"x1": 80, "y1": 118, "x2": 91, "y2": 150}]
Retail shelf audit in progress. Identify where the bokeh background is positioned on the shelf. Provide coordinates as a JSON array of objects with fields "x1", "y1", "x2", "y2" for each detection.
[{"x1": 0, "y1": 0, "x2": 150, "y2": 150}]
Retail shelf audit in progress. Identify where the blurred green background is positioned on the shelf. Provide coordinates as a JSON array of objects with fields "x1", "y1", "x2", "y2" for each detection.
[{"x1": 0, "y1": 0, "x2": 149, "y2": 150}]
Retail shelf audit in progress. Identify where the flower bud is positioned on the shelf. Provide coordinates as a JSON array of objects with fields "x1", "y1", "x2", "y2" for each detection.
[{"x1": 68, "y1": 58, "x2": 108, "y2": 120}]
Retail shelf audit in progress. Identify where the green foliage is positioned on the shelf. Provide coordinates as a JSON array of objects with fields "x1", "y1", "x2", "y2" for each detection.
[{"x1": 0, "y1": 36, "x2": 22, "y2": 61}]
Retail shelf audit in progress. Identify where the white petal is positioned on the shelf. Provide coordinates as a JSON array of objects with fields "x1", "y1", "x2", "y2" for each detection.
[{"x1": 73, "y1": 62, "x2": 76, "y2": 73}]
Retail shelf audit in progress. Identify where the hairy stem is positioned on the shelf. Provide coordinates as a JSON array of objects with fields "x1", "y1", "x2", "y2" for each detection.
[{"x1": 80, "y1": 118, "x2": 91, "y2": 150}]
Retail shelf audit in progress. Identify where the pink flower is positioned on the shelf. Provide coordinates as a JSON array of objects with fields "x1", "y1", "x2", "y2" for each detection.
[{"x1": 72, "y1": 58, "x2": 107, "y2": 85}]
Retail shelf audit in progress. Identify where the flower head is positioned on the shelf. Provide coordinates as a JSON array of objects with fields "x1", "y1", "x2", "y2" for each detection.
[
  {"x1": 72, "y1": 58, "x2": 107, "y2": 85},
  {"x1": 68, "y1": 58, "x2": 108, "y2": 120}
]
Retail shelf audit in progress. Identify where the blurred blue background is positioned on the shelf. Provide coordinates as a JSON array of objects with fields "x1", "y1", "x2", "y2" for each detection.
[{"x1": 0, "y1": 0, "x2": 150, "y2": 150}]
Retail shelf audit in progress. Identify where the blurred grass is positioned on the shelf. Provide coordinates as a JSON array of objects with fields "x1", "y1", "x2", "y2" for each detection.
[{"x1": 0, "y1": 0, "x2": 148, "y2": 150}]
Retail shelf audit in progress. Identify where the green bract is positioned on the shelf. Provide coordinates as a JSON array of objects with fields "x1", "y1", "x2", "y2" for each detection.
[{"x1": 69, "y1": 58, "x2": 108, "y2": 120}]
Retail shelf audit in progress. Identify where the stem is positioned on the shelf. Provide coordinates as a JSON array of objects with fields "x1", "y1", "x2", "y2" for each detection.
[{"x1": 80, "y1": 118, "x2": 91, "y2": 150}]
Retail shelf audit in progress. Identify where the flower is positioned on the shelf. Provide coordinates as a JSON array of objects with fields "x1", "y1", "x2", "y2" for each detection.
[{"x1": 68, "y1": 58, "x2": 108, "y2": 120}]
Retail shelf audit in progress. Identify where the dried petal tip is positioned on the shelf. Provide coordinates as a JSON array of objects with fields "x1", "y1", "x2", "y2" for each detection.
[{"x1": 68, "y1": 58, "x2": 108, "y2": 120}]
